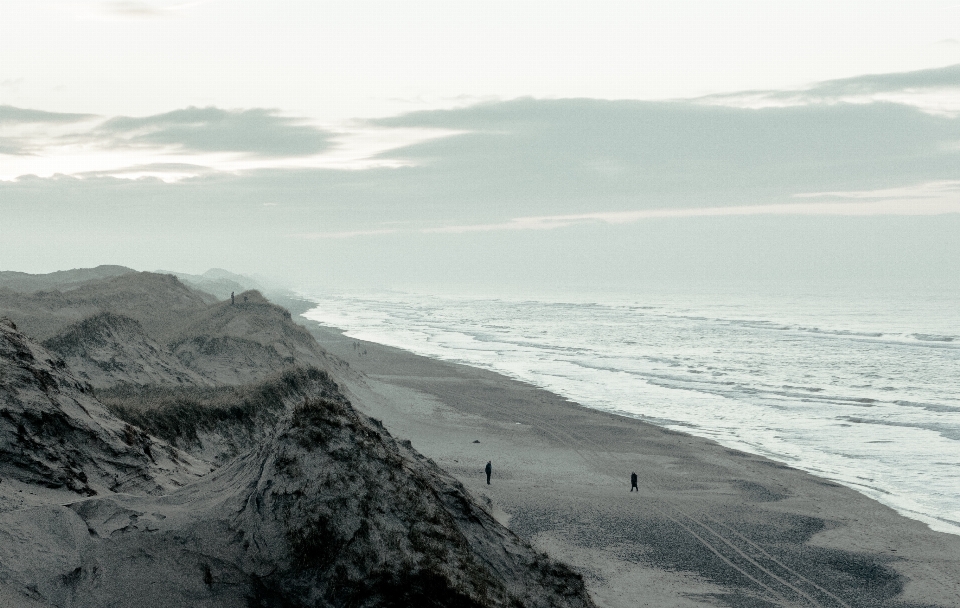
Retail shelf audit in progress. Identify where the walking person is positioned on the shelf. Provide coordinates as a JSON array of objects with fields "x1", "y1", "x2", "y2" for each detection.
[
  {"x1": 485, "y1": 461, "x2": 492, "y2": 485},
  {"x1": 630, "y1": 471, "x2": 638, "y2": 492}
]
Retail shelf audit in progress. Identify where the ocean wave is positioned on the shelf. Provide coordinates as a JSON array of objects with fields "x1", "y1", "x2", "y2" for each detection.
[
  {"x1": 894, "y1": 400, "x2": 960, "y2": 413},
  {"x1": 912, "y1": 333, "x2": 955, "y2": 342},
  {"x1": 839, "y1": 416, "x2": 960, "y2": 441}
]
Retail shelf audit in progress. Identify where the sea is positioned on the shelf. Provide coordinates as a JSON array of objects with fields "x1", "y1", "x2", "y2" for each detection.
[{"x1": 301, "y1": 289, "x2": 960, "y2": 536}]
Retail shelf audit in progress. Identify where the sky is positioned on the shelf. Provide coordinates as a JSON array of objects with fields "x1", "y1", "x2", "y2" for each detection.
[{"x1": 3, "y1": 1, "x2": 960, "y2": 295}]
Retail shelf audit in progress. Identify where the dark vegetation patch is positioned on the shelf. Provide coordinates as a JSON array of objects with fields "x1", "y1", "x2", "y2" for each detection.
[
  {"x1": 289, "y1": 396, "x2": 378, "y2": 452},
  {"x1": 723, "y1": 510, "x2": 825, "y2": 546},
  {"x1": 730, "y1": 480, "x2": 789, "y2": 502},
  {"x1": 509, "y1": 503, "x2": 913, "y2": 608},
  {"x1": 795, "y1": 546, "x2": 911, "y2": 607},
  {"x1": 170, "y1": 335, "x2": 295, "y2": 367},
  {"x1": 100, "y1": 367, "x2": 344, "y2": 445},
  {"x1": 247, "y1": 571, "x2": 497, "y2": 608}
]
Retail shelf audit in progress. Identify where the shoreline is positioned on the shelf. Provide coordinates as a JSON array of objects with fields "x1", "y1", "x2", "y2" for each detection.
[
  {"x1": 288, "y1": 306, "x2": 960, "y2": 608},
  {"x1": 287, "y1": 293, "x2": 958, "y2": 538}
]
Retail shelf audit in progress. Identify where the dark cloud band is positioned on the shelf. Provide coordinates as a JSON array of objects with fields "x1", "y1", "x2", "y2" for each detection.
[
  {"x1": 0, "y1": 105, "x2": 96, "y2": 125},
  {"x1": 97, "y1": 107, "x2": 331, "y2": 157}
]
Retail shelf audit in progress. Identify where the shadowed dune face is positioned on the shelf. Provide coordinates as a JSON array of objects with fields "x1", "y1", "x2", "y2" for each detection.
[{"x1": 0, "y1": 318, "x2": 204, "y2": 495}]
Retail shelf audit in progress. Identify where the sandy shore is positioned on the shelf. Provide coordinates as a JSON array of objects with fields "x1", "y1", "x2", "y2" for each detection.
[{"x1": 302, "y1": 319, "x2": 960, "y2": 608}]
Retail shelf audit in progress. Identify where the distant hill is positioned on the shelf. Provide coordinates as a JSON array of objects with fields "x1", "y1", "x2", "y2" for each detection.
[
  {"x1": 157, "y1": 267, "x2": 263, "y2": 301},
  {"x1": 0, "y1": 271, "x2": 214, "y2": 342},
  {"x1": 0, "y1": 265, "x2": 134, "y2": 293},
  {"x1": 0, "y1": 270, "x2": 338, "y2": 389}
]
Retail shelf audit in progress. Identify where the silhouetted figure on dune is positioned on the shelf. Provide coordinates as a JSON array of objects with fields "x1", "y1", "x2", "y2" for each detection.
[
  {"x1": 485, "y1": 461, "x2": 492, "y2": 485},
  {"x1": 630, "y1": 471, "x2": 638, "y2": 492},
  {"x1": 231, "y1": 292, "x2": 235, "y2": 305}
]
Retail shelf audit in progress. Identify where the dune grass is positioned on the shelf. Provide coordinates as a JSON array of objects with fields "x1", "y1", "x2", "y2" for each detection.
[{"x1": 100, "y1": 367, "x2": 344, "y2": 445}]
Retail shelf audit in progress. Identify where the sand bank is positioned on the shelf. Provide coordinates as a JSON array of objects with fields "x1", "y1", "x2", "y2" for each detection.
[{"x1": 304, "y1": 320, "x2": 960, "y2": 608}]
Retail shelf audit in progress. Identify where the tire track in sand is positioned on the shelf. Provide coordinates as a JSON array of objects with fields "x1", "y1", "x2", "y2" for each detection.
[{"x1": 485, "y1": 399, "x2": 849, "y2": 608}]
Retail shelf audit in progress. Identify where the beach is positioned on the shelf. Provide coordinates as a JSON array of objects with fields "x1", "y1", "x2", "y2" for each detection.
[{"x1": 303, "y1": 319, "x2": 960, "y2": 608}]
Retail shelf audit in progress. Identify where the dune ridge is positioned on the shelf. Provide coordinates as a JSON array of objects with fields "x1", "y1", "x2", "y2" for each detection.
[{"x1": 0, "y1": 270, "x2": 595, "y2": 608}]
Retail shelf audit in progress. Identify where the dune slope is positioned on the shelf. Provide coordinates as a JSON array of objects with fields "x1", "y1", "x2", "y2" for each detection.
[
  {"x1": 42, "y1": 312, "x2": 211, "y2": 389},
  {"x1": 0, "y1": 280, "x2": 595, "y2": 608}
]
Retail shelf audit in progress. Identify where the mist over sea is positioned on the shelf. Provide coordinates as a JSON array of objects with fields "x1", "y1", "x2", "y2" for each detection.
[{"x1": 302, "y1": 289, "x2": 960, "y2": 535}]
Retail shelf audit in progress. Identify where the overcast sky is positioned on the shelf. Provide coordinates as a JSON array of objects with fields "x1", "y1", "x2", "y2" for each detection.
[{"x1": 3, "y1": 1, "x2": 960, "y2": 294}]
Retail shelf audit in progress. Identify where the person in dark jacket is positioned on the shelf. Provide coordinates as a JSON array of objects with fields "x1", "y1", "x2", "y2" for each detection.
[
  {"x1": 630, "y1": 471, "x2": 638, "y2": 492},
  {"x1": 485, "y1": 461, "x2": 492, "y2": 485}
]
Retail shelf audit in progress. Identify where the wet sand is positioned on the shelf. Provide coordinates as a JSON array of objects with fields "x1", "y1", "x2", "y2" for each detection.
[{"x1": 304, "y1": 320, "x2": 960, "y2": 608}]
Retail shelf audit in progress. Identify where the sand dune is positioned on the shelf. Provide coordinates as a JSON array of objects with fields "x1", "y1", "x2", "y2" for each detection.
[{"x1": 0, "y1": 274, "x2": 595, "y2": 608}]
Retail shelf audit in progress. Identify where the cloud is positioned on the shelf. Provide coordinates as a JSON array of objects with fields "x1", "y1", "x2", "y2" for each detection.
[
  {"x1": 6, "y1": 64, "x2": 960, "y2": 292},
  {"x1": 73, "y1": 162, "x2": 215, "y2": 182},
  {"x1": 289, "y1": 181, "x2": 960, "y2": 238},
  {"x1": 4, "y1": 92, "x2": 960, "y2": 207},
  {"x1": 0, "y1": 106, "x2": 100, "y2": 156},
  {"x1": 424, "y1": 183, "x2": 960, "y2": 234},
  {"x1": 98, "y1": 1, "x2": 209, "y2": 18},
  {"x1": 0, "y1": 105, "x2": 96, "y2": 125},
  {"x1": 97, "y1": 107, "x2": 332, "y2": 157},
  {"x1": 698, "y1": 63, "x2": 960, "y2": 116},
  {"x1": 7, "y1": 63, "x2": 960, "y2": 185},
  {"x1": 296, "y1": 229, "x2": 399, "y2": 240},
  {"x1": 102, "y1": 1, "x2": 166, "y2": 16},
  {"x1": 0, "y1": 142, "x2": 27, "y2": 155},
  {"x1": 0, "y1": 106, "x2": 456, "y2": 180},
  {"x1": 0, "y1": 78, "x2": 24, "y2": 92},
  {"x1": 804, "y1": 63, "x2": 960, "y2": 97},
  {"x1": 4, "y1": 70, "x2": 960, "y2": 234},
  {"x1": 371, "y1": 97, "x2": 960, "y2": 217},
  {"x1": 794, "y1": 180, "x2": 960, "y2": 200}
]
